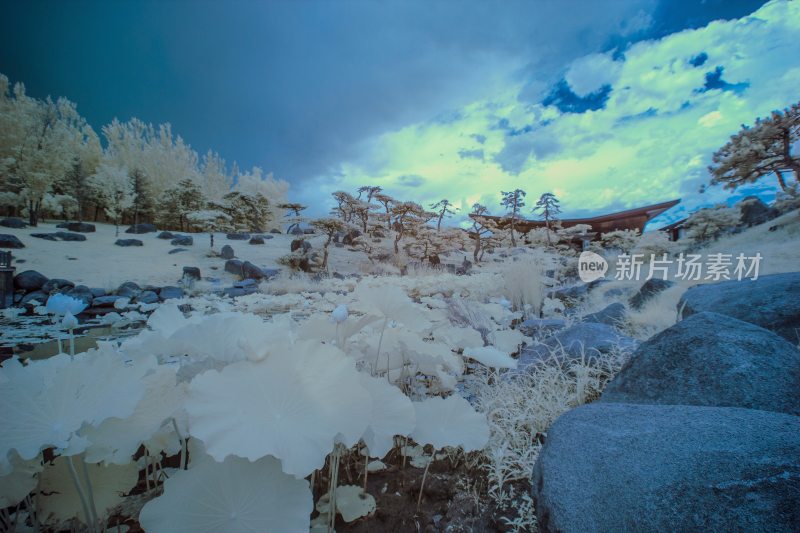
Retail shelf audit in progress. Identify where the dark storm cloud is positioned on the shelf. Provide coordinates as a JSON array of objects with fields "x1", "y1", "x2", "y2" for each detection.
[
  {"x1": 0, "y1": 0, "x2": 769, "y2": 192},
  {"x1": 0, "y1": 0, "x2": 663, "y2": 187}
]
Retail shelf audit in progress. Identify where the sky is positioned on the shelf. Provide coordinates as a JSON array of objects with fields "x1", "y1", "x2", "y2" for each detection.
[{"x1": 1, "y1": 0, "x2": 797, "y2": 227}]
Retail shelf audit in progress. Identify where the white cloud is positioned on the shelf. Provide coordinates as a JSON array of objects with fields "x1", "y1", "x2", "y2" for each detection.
[{"x1": 565, "y1": 53, "x2": 623, "y2": 97}]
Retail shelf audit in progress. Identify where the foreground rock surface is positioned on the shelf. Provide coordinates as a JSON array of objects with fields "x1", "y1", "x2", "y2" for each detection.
[
  {"x1": 531, "y1": 402, "x2": 800, "y2": 533},
  {"x1": 679, "y1": 272, "x2": 800, "y2": 342},
  {"x1": 518, "y1": 322, "x2": 637, "y2": 367},
  {"x1": 601, "y1": 312, "x2": 800, "y2": 415}
]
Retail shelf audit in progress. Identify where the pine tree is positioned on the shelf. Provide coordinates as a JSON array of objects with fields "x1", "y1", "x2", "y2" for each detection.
[
  {"x1": 709, "y1": 102, "x2": 799, "y2": 192},
  {"x1": 500, "y1": 189, "x2": 526, "y2": 247},
  {"x1": 532, "y1": 192, "x2": 561, "y2": 244},
  {"x1": 429, "y1": 199, "x2": 458, "y2": 232}
]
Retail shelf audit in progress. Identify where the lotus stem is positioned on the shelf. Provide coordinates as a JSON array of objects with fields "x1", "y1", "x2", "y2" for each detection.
[
  {"x1": 79, "y1": 458, "x2": 100, "y2": 529},
  {"x1": 66, "y1": 456, "x2": 95, "y2": 533},
  {"x1": 26, "y1": 494, "x2": 40, "y2": 533},
  {"x1": 56, "y1": 334, "x2": 64, "y2": 355},
  {"x1": 144, "y1": 448, "x2": 151, "y2": 491},
  {"x1": 328, "y1": 444, "x2": 342, "y2": 532},
  {"x1": 363, "y1": 445, "x2": 369, "y2": 491},
  {"x1": 171, "y1": 418, "x2": 188, "y2": 470},
  {"x1": 416, "y1": 455, "x2": 432, "y2": 513},
  {"x1": 374, "y1": 317, "x2": 388, "y2": 376},
  {"x1": 68, "y1": 328, "x2": 75, "y2": 356}
]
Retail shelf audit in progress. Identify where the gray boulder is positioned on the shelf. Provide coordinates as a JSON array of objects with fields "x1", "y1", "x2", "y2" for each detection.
[
  {"x1": 303, "y1": 228, "x2": 315, "y2": 235},
  {"x1": 223, "y1": 286, "x2": 258, "y2": 298},
  {"x1": 519, "y1": 322, "x2": 637, "y2": 368},
  {"x1": 629, "y1": 278, "x2": 673, "y2": 310},
  {"x1": 115, "y1": 239, "x2": 143, "y2": 247},
  {"x1": 226, "y1": 232, "x2": 250, "y2": 240},
  {"x1": 168, "y1": 248, "x2": 188, "y2": 254},
  {"x1": 220, "y1": 245, "x2": 235, "y2": 260},
  {"x1": 291, "y1": 239, "x2": 311, "y2": 253},
  {"x1": 531, "y1": 402, "x2": 800, "y2": 533},
  {"x1": 30, "y1": 233, "x2": 58, "y2": 241},
  {"x1": 89, "y1": 288, "x2": 106, "y2": 297},
  {"x1": 517, "y1": 318, "x2": 567, "y2": 337},
  {"x1": 65, "y1": 222, "x2": 95, "y2": 233},
  {"x1": 738, "y1": 196, "x2": 778, "y2": 227},
  {"x1": 552, "y1": 279, "x2": 608, "y2": 302},
  {"x1": 182, "y1": 267, "x2": 201, "y2": 280},
  {"x1": 19, "y1": 290, "x2": 48, "y2": 306},
  {"x1": 170, "y1": 235, "x2": 193, "y2": 246},
  {"x1": 601, "y1": 312, "x2": 800, "y2": 415},
  {"x1": 224, "y1": 259, "x2": 244, "y2": 277},
  {"x1": 679, "y1": 272, "x2": 800, "y2": 342},
  {"x1": 55, "y1": 231, "x2": 87, "y2": 242},
  {"x1": 249, "y1": 236, "x2": 265, "y2": 245},
  {"x1": 242, "y1": 261, "x2": 265, "y2": 280},
  {"x1": 289, "y1": 226, "x2": 304, "y2": 236},
  {"x1": 135, "y1": 291, "x2": 159, "y2": 305},
  {"x1": 0, "y1": 234, "x2": 25, "y2": 248},
  {"x1": 92, "y1": 295, "x2": 125, "y2": 308},
  {"x1": 159, "y1": 286, "x2": 184, "y2": 300},
  {"x1": 42, "y1": 278, "x2": 74, "y2": 293},
  {"x1": 342, "y1": 229, "x2": 361, "y2": 246},
  {"x1": 0, "y1": 218, "x2": 26, "y2": 228},
  {"x1": 582, "y1": 302, "x2": 626, "y2": 326},
  {"x1": 125, "y1": 223, "x2": 157, "y2": 234},
  {"x1": 269, "y1": 228, "x2": 281, "y2": 234},
  {"x1": 116, "y1": 281, "x2": 142, "y2": 298},
  {"x1": 13, "y1": 270, "x2": 48, "y2": 291},
  {"x1": 65, "y1": 285, "x2": 94, "y2": 306},
  {"x1": 157, "y1": 231, "x2": 176, "y2": 239}
]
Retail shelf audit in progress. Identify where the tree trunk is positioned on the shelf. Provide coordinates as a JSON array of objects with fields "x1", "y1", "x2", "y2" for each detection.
[
  {"x1": 473, "y1": 235, "x2": 481, "y2": 263},
  {"x1": 775, "y1": 170, "x2": 788, "y2": 192},
  {"x1": 510, "y1": 217, "x2": 516, "y2": 247}
]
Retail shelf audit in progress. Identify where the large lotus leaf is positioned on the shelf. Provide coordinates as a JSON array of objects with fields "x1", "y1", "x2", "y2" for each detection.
[
  {"x1": 0, "y1": 351, "x2": 151, "y2": 463},
  {"x1": 81, "y1": 366, "x2": 186, "y2": 464},
  {"x1": 36, "y1": 456, "x2": 138, "y2": 526},
  {"x1": 359, "y1": 374, "x2": 415, "y2": 459},
  {"x1": 410, "y1": 395, "x2": 489, "y2": 452},
  {"x1": 139, "y1": 455, "x2": 312, "y2": 533},
  {"x1": 187, "y1": 341, "x2": 371, "y2": 478},
  {"x1": 0, "y1": 452, "x2": 43, "y2": 507}
]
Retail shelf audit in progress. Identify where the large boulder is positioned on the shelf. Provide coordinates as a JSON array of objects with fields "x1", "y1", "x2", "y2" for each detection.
[
  {"x1": 342, "y1": 229, "x2": 362, "y2": 246},
  {"x1": 220, "y1": 245, "x2": 235, "y2": 260},
  {"x1": 55, "y1": 231, "x2": 87, "y2": 242},
  {"x1": 226, "y1": 232, "x2": 250, "y2": 240},
  {"x1": 182, "y1": 266, "x2": 201, "y2": 281},
  {"x1": 290, "y1": 239, "x2": 311, "y2": 253},
  {"x1": 92, "y1": 295, "x2": 125, "y2": 308},
  {"x1": 224, "y1": 259, "x2": 244, "y2": 277},
  {"x1": 581, "y1": 302, "x2": 626, "y2": 326},
  {"x1": 116, "y1": 281, "x2": 142, "y2": 299},
  {"x1": 0, "y1": 234, "x2": 24, "y2": 248},
  {"x1": 157, "y1": 231, "x2": 176, "y2": 239},
  {"x1": 242, "y1": 261, "x2": 266, "y2": 280},
  {"x1": 518, "y1": 322, "x2": 637, "y2": 368},
  {"x1": 0, "y1": 218, "x2": 26, "y2": 229},
  {"x1": 65, "y1": 285, "x2": 94, "y2": 306},
  {"x1": 65, "y1": 222, "x2": 95, "y2": 233},
  {"x1": 629, "y1": 278, "x2": 674, "y2": 310},
  {"x1": 601, "y1": 312, "x2": 800, "y2": 415},
  {"x1": 135, "y1": 290, "x2": 159, "y2": 305},
  {"x1": 170, "y1": 235, "x2": 193, "y2": 246},
  {"x1": 531, "y1": 402, "x2": 800, "y2": 533},
  {"x1": 288, "y1": 226, "x2": 304, "y2": 236},
  {"x1": 269, "y1": 228, "x2": 281, "y2": 234},
  {"x1": 249, "y1": 236, "x2": 265, "y2": 245},
  {"x1": 115, "y1": 239, "x2": 143, "y2": 247},
  {"x1": 738, "y1": 196, "x2": 779, "y2": 227},
  {"x1": 41, "y1": 278, "x2": 74, "y2": 293},
  {"x1": 159, "y1": 286, "x2": 184, "y2": 301},
  {"x1": 19, "y1": 290, "x2": 48, "y2": 307},
  {"x1": 517, "y1": 318, "x2": 567, "y2": 337},
  {"x1": 679, "y1": 272, "x2": 800, "y2": 342},
  {"x1": 13, "y1": 270, "x2": 48, "y2": 291},
  {"x1": 125, "y1": 223, "x2": 157, "y2": 234},
  {"x1": 30, "y1": 233, "x2": 58, "y2": 241}
]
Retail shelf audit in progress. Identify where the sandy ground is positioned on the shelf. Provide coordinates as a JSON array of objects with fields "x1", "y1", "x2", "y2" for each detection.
[{"x1": 1, "y1": 221, "x2": 375, "y2": 288}]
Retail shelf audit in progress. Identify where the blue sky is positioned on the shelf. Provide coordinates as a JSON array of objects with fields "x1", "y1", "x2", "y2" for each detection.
[{"x1": 2, "y1": 0, "x2": 797, "y2": 226}]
